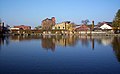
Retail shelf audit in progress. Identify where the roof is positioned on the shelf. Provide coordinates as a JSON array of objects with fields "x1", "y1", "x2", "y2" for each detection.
[
  {"x1": 105, "y1": 22, "x2": 112, "y2": 25},
  {"x1": 96, "y1": 22, "x2": 112, "y2": 28},
  {"x1": 75, "y1": 24, "x2": 90, "y2": 31}
]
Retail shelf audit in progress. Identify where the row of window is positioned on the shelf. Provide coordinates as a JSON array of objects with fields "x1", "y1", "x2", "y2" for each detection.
[{"x1": 55, "y1": 27, "x2": 65, "y2": 29}]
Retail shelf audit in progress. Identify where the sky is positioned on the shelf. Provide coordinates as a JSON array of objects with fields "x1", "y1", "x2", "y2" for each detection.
[{"x1": 0, "y1": 0, "x2": 120, "y2": 28}]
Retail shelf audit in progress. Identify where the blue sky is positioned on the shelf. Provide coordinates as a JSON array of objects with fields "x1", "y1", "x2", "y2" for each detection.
[{"x1": 0, "y1": 0, "x2": 120, "y2": 28}]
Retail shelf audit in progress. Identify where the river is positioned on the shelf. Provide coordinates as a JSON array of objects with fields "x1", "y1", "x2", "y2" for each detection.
[{"x1": 0, "y1": 35, "x2": 120, "y2": 74}]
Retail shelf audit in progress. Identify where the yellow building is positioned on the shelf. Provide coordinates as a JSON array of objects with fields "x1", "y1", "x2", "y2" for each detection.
[{"x1": 52, "y1": 21, "x2": 74, "y2": 31}]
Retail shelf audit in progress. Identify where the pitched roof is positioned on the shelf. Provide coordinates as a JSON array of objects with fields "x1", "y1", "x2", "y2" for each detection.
[
  {"x1": 75, "y1": 24, "x2": 90, "y2": 31},
  {"x1": 96, "y1": 22, "x2": 112, "y2": 28}
]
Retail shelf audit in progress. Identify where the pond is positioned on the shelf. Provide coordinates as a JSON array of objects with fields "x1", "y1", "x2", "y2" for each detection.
[{"x1": 0, "y1": 35, "x2": 120, "y2": 74}]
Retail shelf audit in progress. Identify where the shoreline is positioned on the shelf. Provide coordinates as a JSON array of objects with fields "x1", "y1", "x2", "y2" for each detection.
[{"x1": 1, "y1": 33, "x2": 120, "y2": 37}]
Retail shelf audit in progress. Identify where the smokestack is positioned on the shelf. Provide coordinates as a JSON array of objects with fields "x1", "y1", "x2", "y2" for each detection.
[
  {"x1": 92, "y1": 21, "x2": 94, "y2": 30},
  {"x1": 51, "y1": 17, "x2": 56, "y2": 25},
  {"x1": 0, "y1": 18, "x2": 2, "y2": 26}
]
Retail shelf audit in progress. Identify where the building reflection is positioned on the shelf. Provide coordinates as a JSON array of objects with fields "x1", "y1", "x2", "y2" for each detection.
[
  {"x1": 41, "y1": 35, "x2": 55, "y2": 52},
  {"x1": 54, "y1": 35, "x2": 78, "y2": 47},
  {"x1": 0, "y1": 35, "x2": 120, "y2": 62},
  {"x1": 41, "y1": 35, "x2": 78, "y2": 51},
  {"x1": 0, "y1": 35, "x2": 116, "y2": 50},
  {"x1": 10, "y1": 35, "x2": 41, "y2": 42},
  {"x1": 79, "y1": 35, "x2": 90, "y2": 47}
]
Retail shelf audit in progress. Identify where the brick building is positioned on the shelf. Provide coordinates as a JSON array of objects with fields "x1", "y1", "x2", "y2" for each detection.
[{"x1": 42, "y1": 17, "x2": 56, "y2": 30}]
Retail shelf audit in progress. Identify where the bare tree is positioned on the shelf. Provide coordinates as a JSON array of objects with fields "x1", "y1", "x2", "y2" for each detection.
[{"x1": 81, "y1": 19, "x2": 90, "y2": 25}]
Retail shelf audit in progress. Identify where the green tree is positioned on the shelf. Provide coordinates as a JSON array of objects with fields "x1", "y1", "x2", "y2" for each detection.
[{"x1": 113, "y1": 9, "x2": 120, "y2": 33}]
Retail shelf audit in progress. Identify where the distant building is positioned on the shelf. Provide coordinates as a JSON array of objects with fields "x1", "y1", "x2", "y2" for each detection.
[
  {"x1": 0, "y1": 22, "x2": 4, "y2": 32},
  {"x1": 42, "y1": 17, "x2": 56, "y2": 30},
  {"x1": 14, "y1": 25, "x2": 31, "y2": 30},
  {"x1": 94, "y1": 22, "x2": 112, "y2": 31},
  {"x1": 52, "y1": 21, "x2": 71, "y2": 30},
  {"x1": 75, "y1": 24, "x2": 90, "y2": 31},
  {"x1": 10, "y1": 28, "x2": 20, "y2": 30},
  {"x1": 0, "y1": 21, "x2": 10, "y2": 34},
  {"x1": 0, "y1": 23, "x2": 2, "y2": 32}
]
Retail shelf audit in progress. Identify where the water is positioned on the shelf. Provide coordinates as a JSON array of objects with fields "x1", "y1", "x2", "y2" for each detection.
[{"x1": 0, "y1": 35, "x2": 120, "y2": 74}]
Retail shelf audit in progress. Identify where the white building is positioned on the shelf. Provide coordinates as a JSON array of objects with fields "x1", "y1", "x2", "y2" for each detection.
[
  {"x1": 10, "y1": 27, "x2": 20, "y2": 30},
  {"x1": 100, "y1": 23, "x2": 112, "y2": 30},
  {"x1": 94, "y1": 22, "x2": 113, "y2": 31}
]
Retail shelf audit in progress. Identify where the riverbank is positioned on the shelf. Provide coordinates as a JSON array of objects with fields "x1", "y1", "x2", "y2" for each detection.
[
  {"x1": 7, "y1": 33, "x2": 120, "y2": 37},
  {"x1": 1, "y1": 31, "x2": 120, "y2": 37}
]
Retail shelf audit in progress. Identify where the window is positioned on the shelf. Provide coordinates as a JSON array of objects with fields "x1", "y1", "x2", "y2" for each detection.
[{"x1": 58, "y1": 26, "x2": 60, "y2": 29}]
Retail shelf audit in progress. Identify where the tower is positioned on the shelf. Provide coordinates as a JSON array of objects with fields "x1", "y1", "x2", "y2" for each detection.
[
  {"x1": 51, "y1": 17, "x2": 56, "y2": 25},
  {"x1": 92, "y1": 20, "x2": 94, "y2": 30},
  {"x1": 0, "y1": 18, "x2": 2, "y2": 26}
]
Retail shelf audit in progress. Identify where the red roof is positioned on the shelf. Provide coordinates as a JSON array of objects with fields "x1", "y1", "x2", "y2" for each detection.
[{"x1": 75, "y1": 24, "x2": 90, "y2": 31}]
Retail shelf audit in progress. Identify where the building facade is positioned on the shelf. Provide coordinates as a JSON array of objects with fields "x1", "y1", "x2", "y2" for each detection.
[
  {"x1": 42, "y1": 17, "x2": 56, "y2": 30},
  {"x1": 94, "y1": 22, "x2": 112, "y2": 31},
  {"x1": 52, "y1": 21, "x2": 72, "y2": 30}
]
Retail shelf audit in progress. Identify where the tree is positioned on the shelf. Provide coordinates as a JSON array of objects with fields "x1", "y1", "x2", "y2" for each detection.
[
  {"x1": 35, "y1": 26, "x2": 42, "y2": 30},
  {"x1": 81, "y1": 19, "x2": 90, "y2": 25},
  {"x1": 112, "y1": 37, "x2": 120, "y2": 62},
  {"x1": 112, "y1": 9, "x2": 120, "y2": 33}
]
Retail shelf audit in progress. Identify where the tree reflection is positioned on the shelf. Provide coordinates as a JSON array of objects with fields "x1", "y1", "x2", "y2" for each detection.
[
  {"x1": 0, "y1": 36, "x2": 4, "y2": 46},
  {"x1": 112, "y1": 37, "x2": 120, "y2": 62},
  {"x1": 0, "y1": 36, "x2": 10, "y2": 49}
]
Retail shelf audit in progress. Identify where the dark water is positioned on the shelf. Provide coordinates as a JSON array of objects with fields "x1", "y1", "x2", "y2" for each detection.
[{"x1": 0, "y1": 35, "x2": 120, "y2": 74}]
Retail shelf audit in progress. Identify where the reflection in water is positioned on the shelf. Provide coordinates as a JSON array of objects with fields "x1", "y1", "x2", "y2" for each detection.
[
  {"x1": 91, "y1": 38, "x2": 94, "y2": 50},
  {"x1": 42, "y1": 35, "x2": 55, "y2": 52},
  {"x1": 0, "y1": 35, "x2": 120, "y2": 62},
  {"x1": 79, "y1": 36, "x2": 89, "y2": 47},
  {"x1": 10, "y1": 35, "x2": 41, "y2": 42},
  {"x1": 54, "y1": 35, "x2": 78, "y2": 47},
  {"x1": 112, "y1": 37, "x2": 120, "y2": 62},
  {"x1": 0, "y1": 36, "x2": 9, "y2": 50}
]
